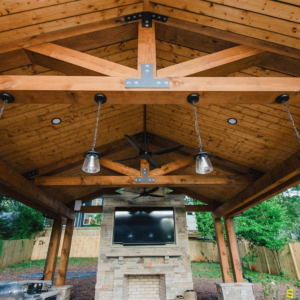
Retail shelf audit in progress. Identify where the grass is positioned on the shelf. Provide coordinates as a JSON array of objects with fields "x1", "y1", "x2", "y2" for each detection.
[
  {"x1": 191, "y1": 261, "x2": 300, "y2": 288},
  {"x1": 0, "y1": 257, "x2": 97, "y2": 274}
]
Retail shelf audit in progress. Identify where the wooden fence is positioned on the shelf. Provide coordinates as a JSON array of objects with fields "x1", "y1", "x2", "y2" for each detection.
[
  {"x1": 189, "y1": 239, "x2": 300, "y2": 280},
  {"x1": 0, "y1": 239, "x2": 35, "y2": 269},
  {"x1": 2, "y1": 228, "x2": 299, "y2": 281},
  {"x1": 31, "y1": 227, "x2": 100, "y2": 260}
]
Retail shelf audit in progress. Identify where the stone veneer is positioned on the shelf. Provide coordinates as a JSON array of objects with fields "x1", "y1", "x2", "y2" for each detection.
[{"x1": 95, "y1": 195, "x2": 193, "y2": 300}]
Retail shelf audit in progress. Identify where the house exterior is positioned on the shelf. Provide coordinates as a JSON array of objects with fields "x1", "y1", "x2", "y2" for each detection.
[{"x1": 74, "y1": 197, "x2": 103, "y2": 228}]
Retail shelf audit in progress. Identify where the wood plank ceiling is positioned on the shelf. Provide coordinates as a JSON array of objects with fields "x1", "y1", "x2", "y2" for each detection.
[{"x1": 0, "y1": 0, "x2": 300, "y2": 208}]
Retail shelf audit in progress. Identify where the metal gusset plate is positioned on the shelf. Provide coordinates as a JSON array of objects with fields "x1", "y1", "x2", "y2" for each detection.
[
  {"x1": 135, "y1": 168, "x2": 155, "y2": 183},
  {"x1": 125, "y1": 64, "x2": 170, "y2": 89}
]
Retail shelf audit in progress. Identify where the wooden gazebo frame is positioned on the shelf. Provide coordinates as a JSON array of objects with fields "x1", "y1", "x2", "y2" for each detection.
[{"x1": 0, "y1": 0, "x2": 300, "y2": 287}]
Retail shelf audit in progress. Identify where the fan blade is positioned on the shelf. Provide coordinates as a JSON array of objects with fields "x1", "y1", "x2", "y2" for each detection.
[
  {"x1": 113, "y1": 155, "x2": 139, "y2": 162},
  {"x1": 124, "y1": 134, "x2": 143, "y2": 152},
  {"x1": 147, "y1": 157, "x2": 161, "y2": 169},
  {"x1": 148, "y1": 194, "x2": 165, "y2": 198},
  {"x1": 152, "y1": 144, "x2": 184, "y2": 155},
  {"x1": 147, "y1": 187, "x2": 159, "y2": 194},
  {"x1": 123, "y1": 190, "x2": 141, "y2": 194}
]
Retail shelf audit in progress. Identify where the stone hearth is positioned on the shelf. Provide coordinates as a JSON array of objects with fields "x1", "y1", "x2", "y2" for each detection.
[{"x1": 95, "y1": 195, "x2": 193, "y2": 300}]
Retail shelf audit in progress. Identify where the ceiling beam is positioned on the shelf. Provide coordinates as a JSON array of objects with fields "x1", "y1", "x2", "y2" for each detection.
[
  {"x1": 155, "y1": 12, "x2": 300, "y2": 61},
  {"x1": 0, "y1": 159, "x2": 75, "y2": 220},
  {"x1": 0, "y1": 183, "x2": 58, "y2": 219},
  {"x1": 34, "y1": 175, "x2": 253, "y2": 187},
  {"x1": 157, "y1": 45, "x2": 264, "y2": 78},
  {"x1": 226, "y1": 172, "x2": 300, "y2": 218},
  {"x1": 213, "y1": 149, "x2": 300, "y2": 218},
  {"x1": 1, "y1": 76, "x2": 299, "y2": 105},
  {"x1": 77, "y1": 204, "x2": 213, "y2": 213},
  {"x1": 150, "y1": 155, "x2": 194, "y2": 176},
  {"x1": 24, "y1": 43, "x2": 138, "y2": 77}
]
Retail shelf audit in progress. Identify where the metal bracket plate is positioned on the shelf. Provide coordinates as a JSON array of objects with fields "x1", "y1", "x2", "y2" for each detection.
[
  {"x1": 125, "y1": 64, "x2": 169, "y2": 89},
  {"x1": 135, "y1": 168, "x2": 155, "y2": 183},
  {"x1": 134, "y1": 132, "x2": 156, "y2": 140},
  {"x1": 124, "y1": 11, "x2": 168, "y2": 28}
]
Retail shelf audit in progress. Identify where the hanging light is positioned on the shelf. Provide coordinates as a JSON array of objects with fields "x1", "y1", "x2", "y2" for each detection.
[
  {"x1": 82, "y1": 94, "x2": 106, "y2": 173},
  {"x1": 187, "y1": 94, "x2": 213, "y2": 174},
  {"x1": 276, "y1": 94, "x2": 300, "y2": 158},
  {"x1": 0, "y1": 93, "x2": 14, "y2": 119}
]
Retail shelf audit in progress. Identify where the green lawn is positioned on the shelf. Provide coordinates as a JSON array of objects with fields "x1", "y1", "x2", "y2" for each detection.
[
  {"x1": 192, "y1": 261, "x2": 300, "y2": 288},
  {"x1": 0, "y1": 257, "x2": 98, "y2": 273}
]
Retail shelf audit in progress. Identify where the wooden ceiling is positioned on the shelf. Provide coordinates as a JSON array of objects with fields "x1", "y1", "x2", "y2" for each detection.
[{"x1": 0, "y1": 0, "x2": 300, "y2": 219}]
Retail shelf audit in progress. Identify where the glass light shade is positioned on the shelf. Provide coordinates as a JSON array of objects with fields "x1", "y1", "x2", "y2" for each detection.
[
  {"x1": 82, "y1": 153, "x2": 100, "y2": 173},
  {"x1": 196, "y1": 154, "x2": 213, "y2": 174}
]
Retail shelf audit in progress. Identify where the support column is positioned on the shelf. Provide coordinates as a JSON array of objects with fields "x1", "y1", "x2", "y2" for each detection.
[
  {"x1": 213, "y1": 216, "x2": 232, "y2": 283},
  {"x1": 44, "y1": 218, "x2": 63, "y2": 282},
  {"x1": 56, "y1": 218, "x2": 74, "y2": 286},
  {"x1": 224, "y1": 217, "x2": 243, "y2": 282}
]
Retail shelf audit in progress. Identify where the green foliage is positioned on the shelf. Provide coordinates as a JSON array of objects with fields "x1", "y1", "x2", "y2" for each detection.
[
  {"x1": 0, "y1": 194, "x2": 45, "y2": 240},
  {"x1": 234, "y1": 198, "x2": 289, "y2": 250},
  {"x1": 191, "y1": 261, "x2": 299, "y2": 288}
]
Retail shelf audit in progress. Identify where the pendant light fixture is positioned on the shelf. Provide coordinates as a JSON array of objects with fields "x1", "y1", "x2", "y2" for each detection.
[
  {"x1": 276, "y1": 94, "x2": 300, "y2": 150},
  {"x1": 82, "y1": 94, "x2": 106, "y2": 174},
  {"x1": 0, "y1": 93, "x2": 14, "y2": 119},
  {"x1": 187, "y1": 94, "x2": 213, "y2": 174}
]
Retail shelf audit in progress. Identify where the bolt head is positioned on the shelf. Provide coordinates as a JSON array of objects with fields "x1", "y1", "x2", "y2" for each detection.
[
  {"x1": 276, "y1": 94, "x2": 290, "y2": 104},
  {"x1": 0, "y1": 93, "x2": 14, "y2": 103},
  {"x1": 187, "y1": 94, "x2": 200, "y2": 104},
  {"x1": 94, "y1": 94, "x2": 106, "y2": 104}
]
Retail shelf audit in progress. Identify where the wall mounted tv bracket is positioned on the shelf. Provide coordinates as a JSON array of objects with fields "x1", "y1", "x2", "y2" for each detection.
[
  {"x1": 125, "y1": 64, "x2": 170, "y2": 88},
  {"x1": 135, "y1": 168, "x2": 155, "y2": 183},
  {"x1": 125, "y1": 12, "x2": 168, "y2": 28}
]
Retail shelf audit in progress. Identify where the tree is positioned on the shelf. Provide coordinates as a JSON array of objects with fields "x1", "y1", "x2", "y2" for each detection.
[
  {"x1": 0, "y1": 194, "x2": 45, "y2": 240},
  {"x1": 234, "y1": 198, "x2": 290, "y2": 250}
]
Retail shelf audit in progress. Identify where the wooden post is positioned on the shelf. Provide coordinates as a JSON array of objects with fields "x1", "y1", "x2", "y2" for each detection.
[
  {"x1": 224, "y1": 218, "x2": 243, "y2": 282},
  {"x1": 56, "y1": 218, "x2": 74, "y2": 286},
  {"x1": 44, "y1": 219, "x2": 63, "y2": 282},
  {"x1": 288, "y1": 243, "x2": 300, "y2": 280},
  {"x1": 213, "y1": 216, "x2": 232, "y2": 283}
]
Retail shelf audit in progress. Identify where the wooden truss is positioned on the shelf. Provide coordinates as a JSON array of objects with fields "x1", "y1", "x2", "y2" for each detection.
[{"x1": 1, "y1": 15, "x2": 300, "y2": 223}]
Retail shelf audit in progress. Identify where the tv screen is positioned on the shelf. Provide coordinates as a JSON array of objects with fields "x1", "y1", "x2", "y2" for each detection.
[{"x1": 113, "y1": 207, "x2": 175, "y2": 245}]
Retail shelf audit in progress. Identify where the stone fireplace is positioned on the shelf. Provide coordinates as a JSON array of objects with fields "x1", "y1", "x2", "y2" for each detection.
[{"x1": 95, "y1": 194, "x2": 194, "y2": 300}]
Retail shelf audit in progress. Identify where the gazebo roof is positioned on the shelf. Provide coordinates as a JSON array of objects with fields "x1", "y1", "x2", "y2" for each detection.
[{"x1": 0, "y1": 0, "x2": 300, "y2": 220}]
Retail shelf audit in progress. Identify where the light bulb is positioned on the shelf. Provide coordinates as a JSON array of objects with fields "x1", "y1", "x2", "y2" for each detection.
[
  {"x1": 196, "y1": 154, "x2": 213, "y2": 174},
  {"x1": 82, "y1": 151, "x2": 101, "y2": 173}
]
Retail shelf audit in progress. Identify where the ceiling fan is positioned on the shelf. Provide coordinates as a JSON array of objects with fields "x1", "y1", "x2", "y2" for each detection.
[
  {"x1": 122, "y1": 187, "x2": 165, "y2": 199},
  {"x1": 114, "y1": 106, "x2": 184, "y2": 169}
]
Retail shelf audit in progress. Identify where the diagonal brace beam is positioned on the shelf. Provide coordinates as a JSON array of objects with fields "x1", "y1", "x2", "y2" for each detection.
[
  {"x1": 24, "y1": 43, "x2": 137, "y2": 77},
  {"x1": 157, "y1": 45, "x2": 265, "y2": 78}
]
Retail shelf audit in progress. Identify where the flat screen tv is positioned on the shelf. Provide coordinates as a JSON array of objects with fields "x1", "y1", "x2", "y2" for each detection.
[{"x1": 113, "y1": 207, "x2": 175, "y2": 245}]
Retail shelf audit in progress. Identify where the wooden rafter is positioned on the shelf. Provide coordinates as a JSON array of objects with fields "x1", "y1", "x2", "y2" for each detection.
[
  {"x1": 157, "y1": 45, "x2": 265, "y2": 78},
  {"x1": 172, "y1": 187, "x2": 218, "y2": 206},
  {"x1": 213, "y1": 149, "x2": 300, "y2": 218},
  {"x1": 1, "y1": 76, "x2": 299, "y2": 105},
  {"x1": 34, "y1": 175, "x2": 253, "y2": 187},
  {"x1": 0, "y1": 159, "x2": 75, "y2": 220},
  {"x1": 152, "y1": 9, "x2": 300, "y2": 60},
  {"x1": 24, "y1": 43, "x2": 138, "y2": 77}
]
